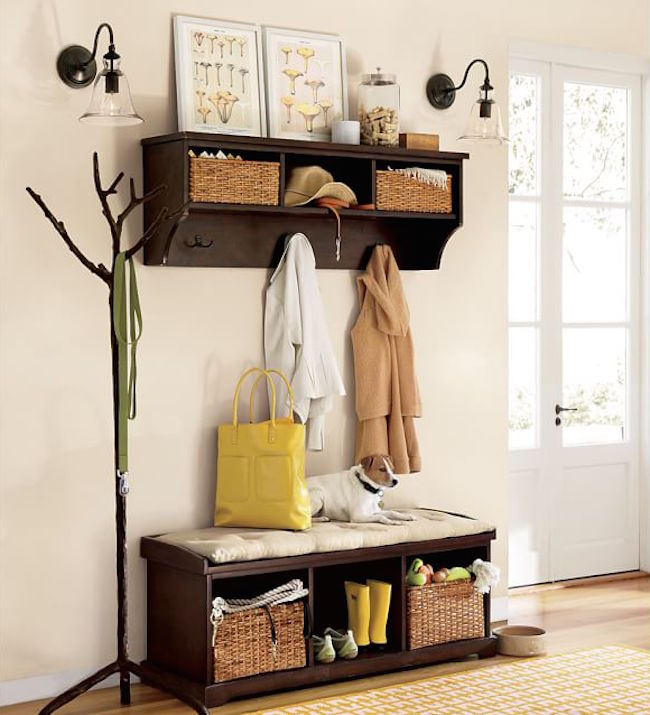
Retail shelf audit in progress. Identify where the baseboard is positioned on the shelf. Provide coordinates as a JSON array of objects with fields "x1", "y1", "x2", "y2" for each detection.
[
  {"x1": 0, "y1": 668, "x2": 140, "y2": 707},
  {"x1": 490, "y1": 596, "x2": 508, "y2": 624}
]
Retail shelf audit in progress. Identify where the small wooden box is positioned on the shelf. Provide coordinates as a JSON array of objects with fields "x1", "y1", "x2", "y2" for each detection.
[{"x1": 399, "y1": 133, "x2": 440, "y2": 151}]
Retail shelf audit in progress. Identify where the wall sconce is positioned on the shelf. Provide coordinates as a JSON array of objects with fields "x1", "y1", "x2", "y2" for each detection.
[
  {"x1": 426, "y1": 59, "x2": 507, "y2": 144},
  {"x1": 56, "y1": 22, "x2": 143, "y2": 125}
]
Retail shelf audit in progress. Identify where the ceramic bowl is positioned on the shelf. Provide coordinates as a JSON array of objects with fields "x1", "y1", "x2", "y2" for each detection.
[{"x1": 493, "y1": 625, "x2": 547, "y2": 656}]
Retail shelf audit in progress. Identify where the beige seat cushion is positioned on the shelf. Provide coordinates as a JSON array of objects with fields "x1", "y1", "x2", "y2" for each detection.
[{"x1": 155, "y1": 509, "x2": 494, "y2": 565}]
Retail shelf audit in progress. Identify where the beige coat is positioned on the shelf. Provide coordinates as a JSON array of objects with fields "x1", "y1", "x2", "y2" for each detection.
[{"x1": 351, "y1": 245, "x2": 422, "y2": 474}]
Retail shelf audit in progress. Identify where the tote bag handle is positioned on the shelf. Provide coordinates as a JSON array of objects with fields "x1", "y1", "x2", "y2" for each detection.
[
  {"x1": 231, "y1": 368, "x2": 276, "y2": 444},
  {"x1": 249, "y1": 369, "x2": 295, "y2": 425}
]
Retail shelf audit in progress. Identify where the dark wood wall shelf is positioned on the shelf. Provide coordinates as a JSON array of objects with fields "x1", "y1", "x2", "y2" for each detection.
[
  {"x1": 141, "y1": 132, "x2": 469, "y2": 270},
  {"x1": 139, "y1": 526, "x2": 496, "y2": 709}
]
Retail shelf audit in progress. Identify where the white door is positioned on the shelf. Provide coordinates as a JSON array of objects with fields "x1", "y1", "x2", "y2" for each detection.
[{"x1": 508, "y1": 58, "x2": 641, "y2": 587}]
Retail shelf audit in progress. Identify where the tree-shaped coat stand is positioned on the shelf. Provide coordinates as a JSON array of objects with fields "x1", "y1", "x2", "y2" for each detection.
[{"x1": 26, "y1": 155, "x2": 207, "y2": 714}]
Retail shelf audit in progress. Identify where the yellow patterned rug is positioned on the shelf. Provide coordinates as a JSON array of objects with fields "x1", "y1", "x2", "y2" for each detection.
[{"x1": 250, "y1": 646, "x2": 650, "y2": 714}]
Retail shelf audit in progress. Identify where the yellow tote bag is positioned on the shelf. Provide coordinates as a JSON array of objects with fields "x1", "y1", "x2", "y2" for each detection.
[{"x1": 215, "y1": 368, "x2": 311, "y2": 530}]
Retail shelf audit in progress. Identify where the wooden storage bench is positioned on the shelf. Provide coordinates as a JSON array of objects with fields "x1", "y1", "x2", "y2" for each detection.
[{"x1": 139, "y1": 511, "x2": 497, "y2": 708}]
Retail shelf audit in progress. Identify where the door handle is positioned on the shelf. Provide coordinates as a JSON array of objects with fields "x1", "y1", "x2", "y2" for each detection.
[{"x1": 555, "y1": 404, "x2": 578, "y2": 426}]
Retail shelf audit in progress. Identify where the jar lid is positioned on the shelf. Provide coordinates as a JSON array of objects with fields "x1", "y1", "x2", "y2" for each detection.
[{"x1": 361, "y1": 67, "x2": 397, "y2": 85}]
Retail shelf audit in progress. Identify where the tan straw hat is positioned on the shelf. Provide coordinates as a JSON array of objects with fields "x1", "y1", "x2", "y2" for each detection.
[{"x1": 284, "y1": 165, "x2": 358, "y2": 207}]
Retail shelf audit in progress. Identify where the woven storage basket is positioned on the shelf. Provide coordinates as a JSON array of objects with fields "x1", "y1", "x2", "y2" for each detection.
[
  {"x1": 376, "y1": 170, "x2": 452, "y2": 213},
  {"x1": 406, "y1": 579, "x2": 484, "y2": 650},
  {"x1": 213, "y1": 601, "x2": 306, "y2": 682},
  {"x1": 189, "y1": 157, "x2": 279, "y2": 205}
]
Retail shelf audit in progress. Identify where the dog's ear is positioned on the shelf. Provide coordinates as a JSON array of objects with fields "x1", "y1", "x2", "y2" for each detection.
[
  {"x1": 382, "y1": 455, "x2": 395, "y2": 471},
  {"x1": 360, "y1": 455, "x2": 373, "y2": 471}
]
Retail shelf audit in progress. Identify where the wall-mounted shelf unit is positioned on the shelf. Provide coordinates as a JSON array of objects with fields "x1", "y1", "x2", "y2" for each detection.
[{"x1": 141, "y1": 132, "x2": 469, "y2": 270}]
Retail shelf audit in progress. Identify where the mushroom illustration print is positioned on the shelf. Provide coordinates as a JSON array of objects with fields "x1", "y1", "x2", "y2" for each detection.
[
  {"x1": 283, "y1": 68, "x2": 303, "y2": 95},
  {"x1": 207, "y1": 34, "x2": 217, "y2": 53},
  {"x1": 238, "y1": 68, "x2": 249, "y2": 93},
  {"x1": 195, "y1": 88, "x2": 206, "y2": 106},
  {"x1": 280, "y1": 46, "x2": 292, "y2": 64},
  {"x1": 281, "y1": 95, "x2": 295, "y2": 123},
  {"x1": 305, "y1": 78, "x2": 325, "y2": 103},
  {"x1": 226, "y1": 63, "x2": 235, "y2": 87},
  {"x1": 235, "y1": 37, "x2": 247, "y2": 57},
  {"x1": 214, "y1": 62, "x2": 223, "y2": 85},
  {"x1": 197, "y1": 105, "x2": 212, "y2": 124},
  {"x1": 193, "y1": 31, "x2": 205, "y2": 47},
  {"x1": 318, "y1": 99, "x2": 333, "y2": 126},
  {"x1": 296, "y1": 103, "x2": 320, "y2": 132},
  {"x1": 225, "y1": 36, "x2": 235, "y2": 54},
  {"x1": 215, "y1": 36, "x2": 226, "y2": 59},
  {"x1": 296, "y1": 46, "x2": 315, "y2": 73}
]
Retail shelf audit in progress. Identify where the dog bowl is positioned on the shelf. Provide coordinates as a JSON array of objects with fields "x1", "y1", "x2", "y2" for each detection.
[{"x1": 493, "y1": 625, "x2": 547, "y2": 657}]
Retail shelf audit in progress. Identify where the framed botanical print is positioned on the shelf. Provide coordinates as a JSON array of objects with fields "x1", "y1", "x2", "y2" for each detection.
[
  {"x1": 173, "y1": 15, "x2": 266, "y2": 135},
  {"x1": 263, "y1": 27, "x2": 347, "y2": 141}
]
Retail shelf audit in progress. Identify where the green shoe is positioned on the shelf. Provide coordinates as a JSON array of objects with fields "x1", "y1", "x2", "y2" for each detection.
[
  {"x1": 313, "y1": 634, "x2": 336, "y2": 663},
  {"x1": 324, "y1": 627, "x2": 358, "y2": 659}
]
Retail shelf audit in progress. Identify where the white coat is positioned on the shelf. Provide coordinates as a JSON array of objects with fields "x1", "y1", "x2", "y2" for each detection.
[{"x1": 264, "y1": 233, "x2": 345, "y2": 450}]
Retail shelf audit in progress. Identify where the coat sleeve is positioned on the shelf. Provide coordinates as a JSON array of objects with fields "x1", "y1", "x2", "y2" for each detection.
[{"x1": 264, "y1": 241, "x2": 302, "y2": 417}]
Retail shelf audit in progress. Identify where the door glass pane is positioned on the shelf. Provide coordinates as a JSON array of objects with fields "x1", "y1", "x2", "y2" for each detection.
[
  {"x1": 562, "y1": 328, "x2": 626, "y2": 445},
  {"x1": 563, "y1": 207, "x2": 627, "y2": 322},
  {"x1": 509, "y1": 73, "x2": 539, "y2": 196},
  {"x1": 563, "y1": 83, "x2": 628, "y2": 201},
  {"x1": 509, "y1": 327, "x2": 538, "y2": 449},
  {"x1": 509, "y1": 201, "x2": 539, "y2": 322}
]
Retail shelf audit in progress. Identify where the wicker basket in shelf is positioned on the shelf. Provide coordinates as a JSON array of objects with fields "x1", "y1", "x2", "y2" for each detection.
[
  {"x1": 376, "y1": 171, "x2": 452, "y2": 213},
  {"x1": 213, "y1": 601, "x2": 306, "y2": 682},
  {"x1": 406, "y1": 579, "x2": 484, "y2": 650},
  {"x1": 189, "y1": 157, "x2": 279, "y2": 205}
]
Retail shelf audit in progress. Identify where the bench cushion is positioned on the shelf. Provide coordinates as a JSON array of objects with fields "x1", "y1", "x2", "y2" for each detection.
[{"x1": 154, "y1": 509, "x2": 494, "y2": 565}]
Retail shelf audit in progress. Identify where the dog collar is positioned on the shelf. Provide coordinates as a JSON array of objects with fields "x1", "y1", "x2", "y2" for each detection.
[{"x1": 355, "y1": 470, "x2": 383, "y2": 497}]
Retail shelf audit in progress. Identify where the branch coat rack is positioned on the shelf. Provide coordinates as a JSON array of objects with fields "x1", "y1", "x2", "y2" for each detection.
[{"x1": 26, "y1": 155, "x2": 207, "y2": 714}]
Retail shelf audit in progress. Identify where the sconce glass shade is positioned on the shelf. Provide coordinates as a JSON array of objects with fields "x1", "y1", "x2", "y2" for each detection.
[
  {"x1": 458, "y1": 88, "x2": 507, "y2": 144},
  {"x1": 79, "y1": 58, "x2": 143, "y2": 126}
]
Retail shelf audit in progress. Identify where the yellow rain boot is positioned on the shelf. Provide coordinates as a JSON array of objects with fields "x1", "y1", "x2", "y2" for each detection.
[
  {"x1": 367, "y1": 579, "x2": 392, "y2": 646},
  {"x1": 344, "y1": 581, "x2": 370, "y2": 647}
]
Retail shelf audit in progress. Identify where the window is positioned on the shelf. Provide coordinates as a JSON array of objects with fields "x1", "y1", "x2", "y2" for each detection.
[{"x1": 508, "y1": 58, "x2": 639, "y2": 450}]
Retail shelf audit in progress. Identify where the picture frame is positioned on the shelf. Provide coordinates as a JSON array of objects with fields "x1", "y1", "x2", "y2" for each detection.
[
  {"x1": 262, "y1": 27, "x2": 347, "y2": 141},
  {"x1": 173, "y1": 15, "x2": 266, "y2": 136}
]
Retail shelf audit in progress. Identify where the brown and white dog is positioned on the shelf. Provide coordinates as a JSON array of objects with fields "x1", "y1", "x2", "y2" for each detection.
[{"x1": 307, "y1": 455, "x2": 416, "y2": 526}]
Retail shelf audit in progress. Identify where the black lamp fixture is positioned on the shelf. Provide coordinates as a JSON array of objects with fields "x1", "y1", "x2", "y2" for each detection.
[
  {"x1": 426, "y1": 58, "x2": 507, "y2": 143},
  {"x1": 56, "y1": 23, "x2": 143, "y2": 125}
]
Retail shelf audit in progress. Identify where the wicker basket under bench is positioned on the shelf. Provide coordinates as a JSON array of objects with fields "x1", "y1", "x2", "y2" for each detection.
[{"x1": 140, "y1": 524, "x2": 496, "y2": 709}]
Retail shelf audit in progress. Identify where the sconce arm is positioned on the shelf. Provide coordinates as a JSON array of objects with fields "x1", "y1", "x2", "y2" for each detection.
[
  {"x1": 84, "y1": 23, "x2": 116, "y2": 66},
  {"x1": 445, "y1": 58, "x2": 492, "y2": 95}
]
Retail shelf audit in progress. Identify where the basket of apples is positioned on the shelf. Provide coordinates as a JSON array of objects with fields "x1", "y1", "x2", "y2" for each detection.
[{"x1": 405, "y1": 558, "x2": 485, "y2": 649}]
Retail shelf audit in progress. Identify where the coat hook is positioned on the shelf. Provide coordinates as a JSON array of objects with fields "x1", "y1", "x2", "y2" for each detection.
[{"x1": 185, "y1": 234, "x2": 213, "y2": 248}]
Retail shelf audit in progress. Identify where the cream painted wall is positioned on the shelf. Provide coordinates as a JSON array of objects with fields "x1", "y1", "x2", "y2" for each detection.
[{"x1": 0, "y1": 0, "x2": 647, "y2": 685}]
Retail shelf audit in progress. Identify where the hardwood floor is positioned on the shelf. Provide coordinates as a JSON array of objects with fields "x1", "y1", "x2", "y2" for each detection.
[{"x1": 4, "y1": 575, "x2": 648, "y2": 714}]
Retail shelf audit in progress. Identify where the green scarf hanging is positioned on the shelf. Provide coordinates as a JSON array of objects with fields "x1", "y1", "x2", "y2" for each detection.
[{"x1": 112, "y1": 252, "x2": 142, "y2": 488}]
